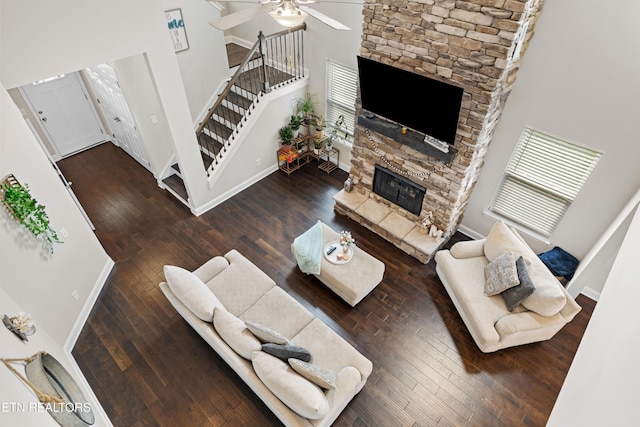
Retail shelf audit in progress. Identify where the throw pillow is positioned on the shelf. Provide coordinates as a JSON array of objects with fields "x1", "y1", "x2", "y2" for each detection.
[
  {"x1": 245, "y1": 321, "x2": 289, "y2": 344},
  {"x1": 213, "y1": 309, "x2": 261, "y2": 359},
  {"x1": 164, "y1": 265, "x2": 224, "y2": 322},
  {"x1": 262, "y1": 343, "x2": 311, "y2": 362},
  {"x1": 484, "y1": 251, "x2": 520, "y2": 296},
  {"x1": 501, "y1": 256, "x2": 537, "y2": 311},
  {"x1": 289, "y1": 359, "x2": 337, "y2": 389},
  {"x1": 252, "y1": 351, "x2": 329, "y2": 420}
]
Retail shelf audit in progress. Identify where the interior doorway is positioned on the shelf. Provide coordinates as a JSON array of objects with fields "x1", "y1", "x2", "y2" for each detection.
[
  {"x1": 20, "y1": 72, "x2": 106, "y2": 157},
  {"x1": 85, "y1": 64, "x2": 151, "y2": 170}
]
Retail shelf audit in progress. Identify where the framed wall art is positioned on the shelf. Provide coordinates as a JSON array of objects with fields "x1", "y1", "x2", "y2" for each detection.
[{"x1": 165, "y1": 8, "x2": 189, "y2": 53}]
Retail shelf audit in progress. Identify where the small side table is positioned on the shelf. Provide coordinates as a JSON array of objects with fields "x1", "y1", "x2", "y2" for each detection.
[{"x1": 318, "y1": 147, "x2": 339, "y2": 174}]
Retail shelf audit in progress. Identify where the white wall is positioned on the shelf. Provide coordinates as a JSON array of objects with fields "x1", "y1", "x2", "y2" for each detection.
[
  {"x1": 161, "y1": 0, "x2": 229, "y2": 123},
  {"x1": 460, "y1": 0, "x2": 640, "y2": 294},
  {"x1": 0, "y1": 83, "x2": 112, "y2": 346},
  {"x1": 547, "y1": 204, "x2": 640, "y2": 426},
  {"x1": 0, "y1": 289, "x2": 111, "y2": 426}
]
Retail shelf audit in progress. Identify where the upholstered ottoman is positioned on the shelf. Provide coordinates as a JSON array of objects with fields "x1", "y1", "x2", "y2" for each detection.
[{"x1": 292, "y1": 222, "x2": 385, "y2": 306}]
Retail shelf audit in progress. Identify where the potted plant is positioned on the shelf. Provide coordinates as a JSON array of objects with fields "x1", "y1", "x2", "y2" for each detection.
[
  {"x1": 278, "y1": 125, "x2": 294, "y2": 152},
  {"x1": 312, "y1": 115, "x2": 325, "y2": 139},
  {"x1": 294, "y1": 93, "x2": 318, "y2": 124},
  {"x1": 313, "y1": 136, "x2": 326, "y2": 155},
  {"x1": 326, "y1": 114, "x2": 346, "y2": 151},
  {"x1": 1, "y1": 174, "x2": 61, "y2": 252},
  {"x1": 289, "y1": 114, "x2": 303, "y2": 138}
]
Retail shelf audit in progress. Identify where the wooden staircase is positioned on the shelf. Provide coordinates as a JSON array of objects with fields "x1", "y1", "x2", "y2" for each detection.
[{"x1": 163, "y1": 25, "x2": 306, "y2": 207}]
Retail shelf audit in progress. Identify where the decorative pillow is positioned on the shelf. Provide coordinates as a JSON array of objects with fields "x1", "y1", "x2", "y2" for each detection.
[
  {"x1": 289, "y1": 359, "x2": 337, "y2": 389},
  {"x1": 484, "y1": 251, "x2": 520, "y2": 296},
  {"x1": 213, "y1": 309, "x2": 261, "y2": 359},
  {"x1": 164, "y1": 265, "x2": 224, "y2": 322},
  {"x1": 501, "y1": 256, "x2": 536, "y2": 311},
  {"x1": 252, "y1": 351, "x2": 329, "y2": 420},
  {"x1": 245, "y1": 321, "x2": 288, "y2": 344},
  {"x1": 262, "y1": 343, "x2": 311, "y2": 362}
]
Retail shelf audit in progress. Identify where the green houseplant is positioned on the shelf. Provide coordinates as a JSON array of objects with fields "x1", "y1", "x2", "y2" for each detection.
[
  {"x1": 289, "y1": 114, "x2": 303, "y2": 138},
  {"x1": 1, "y1": 174, "x2": 61, "y2": 251},
  {"x1": 278, "y1": 125, "x2": 294, "y2": 151},
  {"x1": 294, "y1": 93, "x2": 319, "y2": 124}
]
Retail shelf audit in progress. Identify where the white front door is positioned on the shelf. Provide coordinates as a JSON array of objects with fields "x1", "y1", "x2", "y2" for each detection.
[
  {"x1": 85, "y1": 64, "x2": 150, "y2": 170},
  {"x1": 20, "y1": 72, "x2": 106, "y2": 157}
]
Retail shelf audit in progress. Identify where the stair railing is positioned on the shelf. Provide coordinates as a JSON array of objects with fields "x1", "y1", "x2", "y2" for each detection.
[{"x1": 196, "y1": 24, "x2": 306, "y2": 177}]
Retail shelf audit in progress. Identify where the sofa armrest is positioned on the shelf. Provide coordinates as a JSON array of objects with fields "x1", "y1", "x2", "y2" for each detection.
[
  {"x1": 559, "y1": 286, "x2": 582, "y2": 321},
  {"x1": 449, "y1": 239, "x2": 486, "y2": 259},
  {"x1": 193, "y1": 256, "x2": 230, "y2": 282}
]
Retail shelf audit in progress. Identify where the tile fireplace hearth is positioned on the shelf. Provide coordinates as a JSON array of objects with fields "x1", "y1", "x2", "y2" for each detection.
[{"x1": 333, "y1": 190, "x2": 444, "y2": 264}]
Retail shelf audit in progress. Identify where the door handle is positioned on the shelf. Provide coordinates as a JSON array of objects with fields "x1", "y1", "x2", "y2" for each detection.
[
  {"x1": 114, "y1": 117, "x2": 121, "y2": 122},
  {"x1": 38, "y1": 111, "x2": 43, "y2": 114},
  {"x1": 42, "y1": 117, "x2": 47, "y2": 122}
]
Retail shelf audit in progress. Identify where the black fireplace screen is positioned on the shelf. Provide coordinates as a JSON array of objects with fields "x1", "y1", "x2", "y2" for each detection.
[{"x1": 372, "y1": 164, "x2": 426, "y2": 215}]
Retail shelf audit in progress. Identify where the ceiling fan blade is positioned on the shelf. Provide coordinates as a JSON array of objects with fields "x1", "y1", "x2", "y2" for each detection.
[
  {"x1": 209, "y1": 4, "x2": 273, "y2": 31},
  {"x1": 299, "y1": 5, "x2": 351, "y2": 30}
]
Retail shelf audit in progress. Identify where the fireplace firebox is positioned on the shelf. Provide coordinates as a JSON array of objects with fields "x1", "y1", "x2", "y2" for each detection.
[{"x1": 373, "y1": 164, "x2": 425, "y2": 215}]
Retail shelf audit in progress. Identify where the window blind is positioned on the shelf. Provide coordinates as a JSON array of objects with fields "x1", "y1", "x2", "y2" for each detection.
[
  {"x1": 489, "y1": 127, "x2": 602, "y2": 236},
  {"x1": 326, "y1": 59, "x2": 357, "y2": 138}
]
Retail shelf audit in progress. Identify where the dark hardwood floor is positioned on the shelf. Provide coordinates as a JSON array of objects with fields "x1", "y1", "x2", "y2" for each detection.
[{"x1": 61, "y1": 142, "x2": 595, "y2": 427}]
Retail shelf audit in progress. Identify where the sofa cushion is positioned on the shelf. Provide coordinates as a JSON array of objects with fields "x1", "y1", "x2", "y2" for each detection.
[
  {"x1": 484, "y1": 222, "x2": 533, "y2": 262},
  {"x1": 262, "y1": 343, "x2": 311, "y2": 362},
  {"x1": 290, "y1": 318, "x2": 372, "y2": 380},
  {"x1": 483, "y1": 222, "x2": 567, "y2": 317},
  {"x1": 501, "y1": 256, "x2": 536, "y2": 311},
  {"x1": 289, "y1": 359, "x2": 337, "y2": 389},
  {"x1": 205, "y1": 250, "x2": 276, "y2": 316},
  {"x1": 164, "y1": 265, "x2": 224, "y2": 322},
  {"x1": 239, "y1": 287, "x2": 314, "y2": 339},
  {"x1": 245, "y1": 321, "x2": 289, "y2": 344},
  {"x1": 484, "y1": 251, "x2": 519, "y2": 296},
  {"x1": 252, "y1": 351, "x2": 329, "y2": 420},
  {"x1": 213, "y1": 309, "x2": 261, "y2": 359}
]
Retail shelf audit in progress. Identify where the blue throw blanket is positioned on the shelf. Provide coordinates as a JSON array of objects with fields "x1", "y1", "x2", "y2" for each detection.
[
  {"x1": 538, "y1": 246, "x2": 579, "y2": 281},
  {"x1": 293, "y1": 221, "x2": 323, "y2": 275}
]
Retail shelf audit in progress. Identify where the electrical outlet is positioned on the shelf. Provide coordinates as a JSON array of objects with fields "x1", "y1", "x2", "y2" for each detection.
[
  {"x1": 150, "y1": 115, "x2": 158, "y2": 124},
  {"x1": 59, "y1": 227, "x2": 69, "y2": 240},
  {"x1": 72, "y1": 290, "x2": 80, "y2": 300},
  {"x1": 256, "y1": 158, "x2": 261, "y2": 167}
]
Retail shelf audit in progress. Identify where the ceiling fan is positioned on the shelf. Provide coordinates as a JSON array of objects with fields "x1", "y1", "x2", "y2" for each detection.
[{"x1": 210, "y1": 0, "x2": 361, "y2": 31}]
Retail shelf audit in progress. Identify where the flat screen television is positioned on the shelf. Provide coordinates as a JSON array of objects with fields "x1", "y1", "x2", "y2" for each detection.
[{"x1": 357, "y1": 56, "x2": 463, "y2": 145}]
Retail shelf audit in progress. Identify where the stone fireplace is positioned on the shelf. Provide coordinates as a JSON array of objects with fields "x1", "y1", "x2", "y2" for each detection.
[{"x1": 334, "y1": 0, "x2": 545, "y2": 263}]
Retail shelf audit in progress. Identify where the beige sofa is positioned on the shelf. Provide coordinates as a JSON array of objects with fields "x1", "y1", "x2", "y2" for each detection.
[
  {"x1": 159, "y1": 249, "x2": 372, "y2": 427},
  {"x1": 434, "y1": 222, "x2": 581, "y2": 353}
]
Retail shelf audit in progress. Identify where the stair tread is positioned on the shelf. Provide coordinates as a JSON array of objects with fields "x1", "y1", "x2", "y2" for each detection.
[
  {"x1": 163, "y1": 174, "x2": 188, "y2": 200},
  {"x1": 214, "y1": 104, "x2": 243, "y2": 124}
]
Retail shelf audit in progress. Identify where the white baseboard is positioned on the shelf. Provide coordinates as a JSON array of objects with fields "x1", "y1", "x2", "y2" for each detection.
[
  {"x1": 64, "y1": 257, "x2": 115, "y2": 351},
  {"x1": 193, "y1": 165, "x2": 278, "y2": 216},
  {"x1": 63, "y1": 351, "x2": 114, "y2": 426},
  {"x1": 457, "y1": 224, "x2": 484, "y2": 240},
  {"x1": 580, "y1": 287, "x2": 600, "y2": 302}
]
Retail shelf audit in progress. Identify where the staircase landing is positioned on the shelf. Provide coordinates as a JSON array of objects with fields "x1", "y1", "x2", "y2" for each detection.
[{"x1": 226, "y1": 43, "x2": 250, "y2": 68}]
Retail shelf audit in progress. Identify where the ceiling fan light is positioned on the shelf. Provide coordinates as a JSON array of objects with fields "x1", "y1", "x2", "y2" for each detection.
[{"x1": 269, "y1": 5, "x2": 308, "y2": 28}]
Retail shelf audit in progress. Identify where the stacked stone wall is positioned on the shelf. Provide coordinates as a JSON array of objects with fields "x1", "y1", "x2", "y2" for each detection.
[{"x1": 348, "y1": 0, "x2": 544, "y2": 238}]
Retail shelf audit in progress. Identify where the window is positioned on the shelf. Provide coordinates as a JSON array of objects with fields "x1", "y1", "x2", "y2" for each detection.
[
  {"x1": 325, "y1": 59, "x2": 357, "y2": 143},
  {"x1": 488, "y1": 127, "x2": 602, "y2": 238}
]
